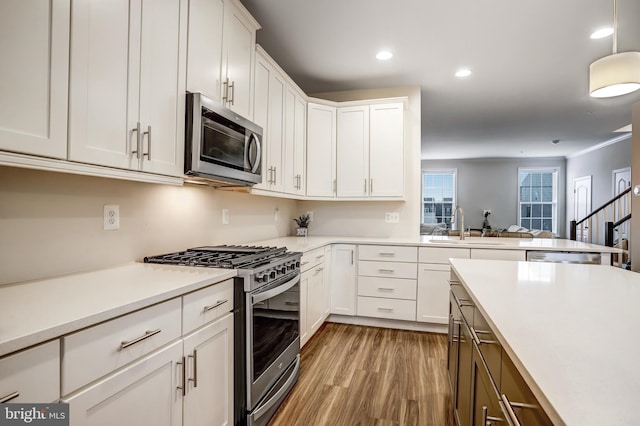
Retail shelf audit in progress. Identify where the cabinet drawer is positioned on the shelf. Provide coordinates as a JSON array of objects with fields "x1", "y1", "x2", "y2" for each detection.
[
  {"x1": 473, "y1": 309, "x2": 501, "y2": 390},
  {"x1": 358, "y1": 260, "x2": 417, "y2": 279},
  {"x1": 183, "y1": 279, "x2": 234, "y2": 334},
  {"x1": 357, "y1": 296, "x2": 416, "y2": 321},
  {"x1": 358, "y1": 245, "x2": 417, "y2": 262},
  {"x1": 501, "y1": 350, "x2": 554, "y2": 425},
  {"x1": 300, "y1": 247, "x2": 326, "y2": 272},
  {"x1": 358, "y1": 276, "x2": 417, "y2": 300},
  {"x1": 471, "y1": 249, "x2": 526, "y2": 261},
  {"x1": 62, "y1": 298, "x2": 182, "y2": 395},
  {"x1": 419, "y1": 247, "x2": 470, "y2": 264},
  {"x1": 0, "y1": 340, "x2": 60, "y2": 404}
]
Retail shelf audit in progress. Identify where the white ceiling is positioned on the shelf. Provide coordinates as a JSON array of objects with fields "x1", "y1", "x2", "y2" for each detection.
[{"x1": 240, "y1": 0, "x2": 640, "y2": 159}]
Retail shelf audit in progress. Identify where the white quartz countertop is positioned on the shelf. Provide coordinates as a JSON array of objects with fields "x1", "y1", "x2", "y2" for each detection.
[
  {"x1": 449, "y1": 258, "x2": 640, "y2": 426},
  {"x1": 250, "y1": 235, "x2": 620, "y2": 254},
  {"x1": 0, "y1": 263, "x2": 236, "y2": 357}
]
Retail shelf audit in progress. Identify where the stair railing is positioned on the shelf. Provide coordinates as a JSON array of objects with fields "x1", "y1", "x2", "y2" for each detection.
[{"x1": 570, "y1": 186, "x2": 631, "y2": 246}]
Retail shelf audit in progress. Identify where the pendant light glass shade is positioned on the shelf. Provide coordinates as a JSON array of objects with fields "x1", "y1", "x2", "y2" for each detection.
[{"x1": 589, "y1": 52, "x2": 640, "y2": 98}]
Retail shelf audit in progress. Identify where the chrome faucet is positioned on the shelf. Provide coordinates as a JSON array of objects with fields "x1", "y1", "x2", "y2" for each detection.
[{"x1": 451, "y1": 206, "x2": 465, "y2": 240}]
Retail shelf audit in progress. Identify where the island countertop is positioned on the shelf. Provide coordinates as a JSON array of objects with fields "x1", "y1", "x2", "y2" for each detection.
[{"x1": 449, "y1": 258, "x2": 640, "y2": 426}]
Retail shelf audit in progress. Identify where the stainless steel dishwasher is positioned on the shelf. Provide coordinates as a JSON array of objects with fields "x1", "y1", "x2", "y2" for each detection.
[{"x1": 526, "y1": 251, "x2": 602, "y2": 264}]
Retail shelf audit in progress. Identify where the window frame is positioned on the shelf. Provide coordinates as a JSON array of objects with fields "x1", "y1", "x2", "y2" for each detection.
[
  {"x1": 421, "y1": 168, "x2": 457, "y2": 226},
  {"x1": 517, "y1": 167, "x2": 559, "y2": 234}
]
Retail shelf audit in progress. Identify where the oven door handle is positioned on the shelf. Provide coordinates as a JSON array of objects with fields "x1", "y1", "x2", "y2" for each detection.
[{"x1": 251, "y1": 274, "x2": 300, "y2": 305}]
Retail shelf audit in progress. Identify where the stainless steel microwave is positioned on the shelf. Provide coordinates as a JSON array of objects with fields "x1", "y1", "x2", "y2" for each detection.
[{"x1": 185, "y1": 92, "x2": 262, "y2": 186}]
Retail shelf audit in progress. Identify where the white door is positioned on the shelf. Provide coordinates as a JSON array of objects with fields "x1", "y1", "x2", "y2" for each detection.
[
  {"x1": 573, "y1": 176, "x2": 591, "y2": 242},
  {"x1": 0, "y1": 0, "x2": 69, "y2": 159},
  {"x1": 183, "y1": 314, "x2": 234, "y2": 426},
  {"x1": 613, "y1": 167, "x2": 631, "y2": 239}
]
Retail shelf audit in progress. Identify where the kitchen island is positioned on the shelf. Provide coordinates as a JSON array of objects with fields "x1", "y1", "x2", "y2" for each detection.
[{"x1": 449, "y1": 258, "x2": 640, "y2": 425}]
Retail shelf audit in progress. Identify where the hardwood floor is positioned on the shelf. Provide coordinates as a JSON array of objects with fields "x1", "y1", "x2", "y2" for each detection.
[{"x1": 269, "y1": 323, "x2": 456, "y2": 426}]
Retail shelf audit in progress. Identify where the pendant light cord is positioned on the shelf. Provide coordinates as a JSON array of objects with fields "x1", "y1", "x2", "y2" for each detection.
[{"x1": 612, "y1": 0, "x2": 618, "y2": 54}]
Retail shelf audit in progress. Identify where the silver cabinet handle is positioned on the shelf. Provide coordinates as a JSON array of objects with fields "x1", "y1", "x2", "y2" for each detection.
[
  {"x1": 378, "y1": 287, "x2": 395, "y2": 291},
  {"x1": 448, "y1": 280, "x2": 462, "y2": 286},
  {"x1": 316, "y1": 254, "x2": 325, "y2": 260},
  {"x1": 482, "y1": 406, "x2": 504, "y2": 425},
  {"x1": 301, "y1": 261, "x2": 309, "y2": 266},
  {"x1": 143, "y1": 125, "x2": 151, "y2": 160},
  {"x1": 119, "y1": 328, "x2": 161, "y2": 350},
  {"x1": 377, "y1": 307, "x2": 394, "y2": 312},
  {"x1": 222, "y1": 78, "x2": 229, "y2": 103},
  {"x1": 177, "y1": 356, "x2": 186, "y2": 396},
  {"x1": 470, "y1": 326, "x2": 497, "y2": 346},
  {"x1": 315, "y1": 266, "x2": 324, "y2": 273},
  {"x1": 131, "y1": 122, "x2": 142, "y2": 159},
  {"x1": 273, "y1": 166, "x2": 277, "y2": 185},
  {"x1": 351, "y1": 250, "x2": 354, "y2": 264},
  {"x1": 501, "y1": 393, "x2": 537, "y2": 425},
  {"x1": 188, "y1": 350, "x2": 198, "y2": 388},
  {"x1": 378, "y1": 269, "x2": 395, "y2": 273},
  {"x1": 203, "y1": 299, "x2": 228, "y2": 312},
  {"x1": 379, "y1": 252, "x2": 395, "y2": 257},
  {"x1": 333, "y1": 178, "x2": 337, "y2": 193},
  {"x1": 0, "y1": 391, "x2": 19, "y2": 403},
  {"x1": 284, "y1": 301, "x2": 299, "y2": 306},
  {"x1": 228, "y1": 80, "x2": 235, "y2": 105},
  {"x1": 370, "y1": 178, "x2": 374, "y2": 193},
  {"x1": 364, "y1": 178, "x2": 367, "y2": 193}
]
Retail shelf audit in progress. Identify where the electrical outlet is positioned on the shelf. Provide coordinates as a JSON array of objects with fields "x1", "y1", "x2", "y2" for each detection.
[
  {"x1": 274, "y1": 208, "x2": 280, "y2": 221},
  {"x1": 306, "y1": 211, "x2": 314, "y2": 222},
  {"x1": 222, "y1": 209, "x2": 229, "y2": 225},
  {"x1": 385, "y1": 212, "x2": 400, "y2": 223},
  {"x1": 103, "y1": 204, "x2": 120, "y2": 230}
]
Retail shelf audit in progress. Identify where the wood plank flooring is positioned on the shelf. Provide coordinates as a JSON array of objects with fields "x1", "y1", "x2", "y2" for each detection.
[{"x1": 269, "y1": 323, "x2": 455, "y2": 426}]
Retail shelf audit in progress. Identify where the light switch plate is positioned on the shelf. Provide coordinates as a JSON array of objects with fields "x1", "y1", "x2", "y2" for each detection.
[{"x1": 222, "y1": 209, "x2": 229, "y2": 225}]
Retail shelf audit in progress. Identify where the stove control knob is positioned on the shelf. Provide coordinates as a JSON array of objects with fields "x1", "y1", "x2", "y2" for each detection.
[
  {"x1": 269, "y1": 270, "x2": 276, "y2": 279},
  {"x1": 255, "y1": 273, "x2": 266, "y2": 283},
  {"x1": 280, "y1": 266, "x2": 287, "y2": 274}
]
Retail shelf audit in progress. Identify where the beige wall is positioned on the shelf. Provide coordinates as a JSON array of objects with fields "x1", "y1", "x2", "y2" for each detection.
[
  {"x1": 304, "y1": 86, "x2": 422, "y2": 238},
  {"x1": 631, "y1": 102, "x2": 640, "y2": 271},
  {"x1": 0, "y1": 166, "x2": 297, "y2": 285}
]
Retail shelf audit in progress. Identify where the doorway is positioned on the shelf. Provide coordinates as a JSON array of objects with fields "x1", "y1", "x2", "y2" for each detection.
[
  {"x1": 613, "y1": 167, "x2": 631, "y2": 240},
  {"x1": 573, "y1": 176, "x2": 592, "y2": 242}
]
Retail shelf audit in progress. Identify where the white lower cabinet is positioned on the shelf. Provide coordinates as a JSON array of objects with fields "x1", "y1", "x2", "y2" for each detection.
[
  {"x1": 356, "y1": 297, "x2": 416, "y2": 322},
  {"x1": 0, "y1": 340, "x2": 60, "y2": 404},
  {"x1": 416, "y1": 263, "x2": 450, "y2": 324},
  {"x1": 63, "y1": 340, "x2": 183, "y2": 426},
  {"x1": 300, "y1": 248, "x2": 327, "y2": 347},
  {"x1": 330, "y1": 244, "x2": 357, "y2": 316},
  {"x1": 182, "y1": 313, "x2": 234, "y2": 426}
]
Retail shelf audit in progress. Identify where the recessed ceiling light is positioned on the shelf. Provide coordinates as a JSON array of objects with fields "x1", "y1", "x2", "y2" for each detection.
[
  {"x1": 455, "y1": 69, "x2": 472, "y2": 78},
  {"x1": 376, "y1": 51, "x2": 392, "y2": 60},
  {"x1": 590, "y1": 27, "x2": 614, "y2": 39}
]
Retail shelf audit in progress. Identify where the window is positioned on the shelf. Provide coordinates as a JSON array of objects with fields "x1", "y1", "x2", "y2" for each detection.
[
  {"x1": 518, "y1": 168, "x2": 558, "y2": 234},
  {"x1": 422, "y1": 169, "x2": 456, "y2": 226}
]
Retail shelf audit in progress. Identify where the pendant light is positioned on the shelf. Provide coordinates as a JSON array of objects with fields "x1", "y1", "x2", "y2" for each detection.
[{"x1": 589, "y1": 0, "x2": 640, "y2": 98}]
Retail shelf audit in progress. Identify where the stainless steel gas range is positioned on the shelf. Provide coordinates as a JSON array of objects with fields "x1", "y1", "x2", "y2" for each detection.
[{"x1": 144, "y1": 245, "x2": 302, "y2": 426}]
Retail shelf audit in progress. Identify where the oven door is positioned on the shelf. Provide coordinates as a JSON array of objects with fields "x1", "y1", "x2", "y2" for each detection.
[{"x1": 246, "y1": 272, "x2": 300, "y2": 410}]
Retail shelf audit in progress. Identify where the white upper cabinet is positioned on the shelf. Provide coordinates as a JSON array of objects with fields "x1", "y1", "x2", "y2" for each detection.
[
  {"x1": 186, "y1": 0, "x2": 224, "y2": 102},
  {"x1": 369, "y1": 103, "x2": 404, "y2": 197},
  {"x1": 69, "y1": 0, "x2": 186, "y2": 177},
  {"x1": 306, "y1": 103, "x2": 337, "y2": 197},
  {"x1": 283, "y1": 86, "x2": 306, "y2": 195},
  {"x1": 336, "y1": 106, "x2": 369, "y2": 198},
  {"x1": 187, "y1": 0, "x2": 259, "y2": 120},
  {"x1": 0, "y1": 0, "x2": 70, "y2": 159}
]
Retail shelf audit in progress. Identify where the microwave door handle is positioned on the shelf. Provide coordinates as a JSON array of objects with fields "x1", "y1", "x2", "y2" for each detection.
[
  {"x1": 247, "y1": 133, "x2": 261, "y2": 173},
  {"x1": 251, "y1": 274, "x2": 300, "y2": 305}
]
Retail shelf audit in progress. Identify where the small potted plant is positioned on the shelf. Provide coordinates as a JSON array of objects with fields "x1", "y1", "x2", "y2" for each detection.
[{"x1": 293, "y1": 214, "x2": 311, "y2": 237}]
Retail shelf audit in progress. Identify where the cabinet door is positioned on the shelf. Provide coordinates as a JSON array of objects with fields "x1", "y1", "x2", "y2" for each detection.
[
  {"x1": 183, "y1": 313, "x2": 234, "y2": 426},
  {"x1": 69, "y1": 0, "x2": 136, "y2": 169},
  {"x1": 186, "y1": 0, "x2": 224, "y2": 102},
  {"x1": 266, "y1": 71, "x2": 285, "y2": 191},
  {"x1": 306, "y1": 103, "x2": 336, "y2": 197},
  {"x1": 307, "y1": 264, "x2": 326, "y2": 338},
  {"x1": 417, "y1": 264, "x2": 450, "y2": 324},
  {"x1": 252, "y1": 53, "x2": 270, "y2": 190},
  {"x1": 471, "y1": 343, "x2": 504, "y2": 426},
  {"x1": 283, "y1": 87, "x2": 306, "y2": 195},
  {"x1": 63, "y1": 341, "x2": 182, "y2": 426},
  {"x1": 336, "y1": 106, "x2": 369, "y2": 197},
  {"x1": 0, "y1": 0, "x2": 69, "y2": 159},
  {"x1": 139, "y1": 0, "x2": 186, "y2": 176},
  {"x1": 299, "y1": 270, "x2": 309, "y2": 347},
  {"x1": 456, "y1": 321, "x2": 473, "y2": 426},
  {"x1": 369, "y1": 103, "x2": 404, "y2": 197},
  {"x1": 330, "y1": 244, "x2": 357, "y2": 316},
  {"x1": 222, "y1": 2, "x2": 255, "y2": 119},
  {"x1": 322, "y1": 246, "x2": 332, "y2": 317}
]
